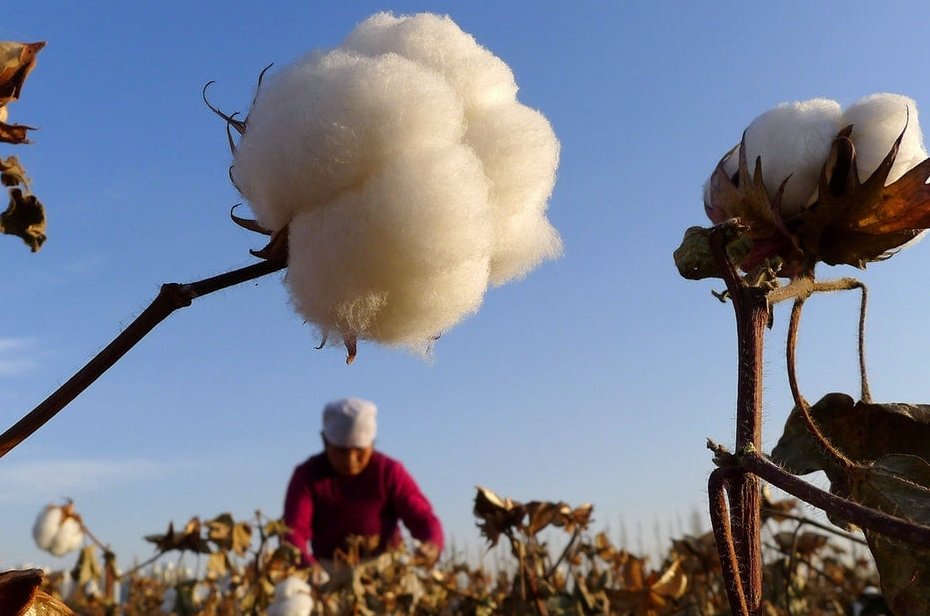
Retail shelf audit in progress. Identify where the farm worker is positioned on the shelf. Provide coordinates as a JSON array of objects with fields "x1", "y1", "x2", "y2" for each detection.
[{"x1": 282, "y1": 397, "x2": 444, "y2": 575}]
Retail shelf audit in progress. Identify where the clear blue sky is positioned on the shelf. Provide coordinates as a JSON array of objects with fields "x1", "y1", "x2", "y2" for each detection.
[{"x1": 4, "y1": 1, "x2": 930, "y2": 570}]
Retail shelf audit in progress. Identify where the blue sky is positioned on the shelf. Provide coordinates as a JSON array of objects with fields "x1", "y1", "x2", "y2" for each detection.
[{"x1": 4, "y1": 1, "x2": 930, "y2": 570}]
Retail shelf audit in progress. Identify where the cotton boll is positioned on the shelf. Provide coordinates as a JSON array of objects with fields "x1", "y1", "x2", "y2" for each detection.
[
  {"x1": 268, "y1": 576, "x2": 313, "y2": 616},
  {"x1": 343, "y1": 12, "x2": 518, "y2": 109},
  {"x1": 727, "y1": 98, "x2": 842, "y2": 217},
  {"x1": 234, "y1": 49, "x2": 466, "y2": 231},
  {"x1": 48, "y1": 517, "x2": 83, "y2": 557},
  {"x1": 842, "y1": 93, "x2": 929, "y2": 184},
  {"x1": 32, "y1": 505, "x2": 62, "y2": 550},
  {"x1": 231, "y1": 12, "x2": 562, "y2": 356},
  {"x1": 285, "y1": 145, "x2": 491, "y2": 352}
]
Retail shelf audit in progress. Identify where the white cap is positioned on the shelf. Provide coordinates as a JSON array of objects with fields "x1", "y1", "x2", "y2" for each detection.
[{"x1": 322, "y1": 398, "x2": 377, "y2": 447}]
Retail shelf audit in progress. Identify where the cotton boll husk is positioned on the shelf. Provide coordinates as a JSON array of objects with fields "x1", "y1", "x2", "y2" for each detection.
[
  {"x1": 465, "y1": 103, "x2": 562, "y2": 284},
  {"x1": 285, "y1": 146, "x2": 491, "y2": 352},
  {"x1": 32, "y1": 505, "x2": 62, "y2": 550},
  {"x1": 343, "y1": 12, "x2": 518, "y2": 109},
  {"x1": 841, "y1": 93, "x2": 929, "y2": 184},
  {"x1": 723, "y1": 98, "x2": 842, "y2": 217},
  {"x1": 48, "y1": 517, "x2": 83, "y2": 556},
  {"x1": 233, "y1": 49, "x2": 466, "y2": 232}
]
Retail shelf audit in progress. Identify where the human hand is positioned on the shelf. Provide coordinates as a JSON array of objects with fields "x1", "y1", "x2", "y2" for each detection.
[{"x1": 414, "y1": 541, "x2": 440, "y2": 567}]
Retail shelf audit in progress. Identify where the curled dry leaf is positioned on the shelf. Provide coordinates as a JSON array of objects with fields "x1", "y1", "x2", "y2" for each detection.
[
  {"x1": 144, "y1": 517, "x2": 213, "y2": 554},
  {"x1": 612, "y1": 556, "x2": 689, "y2": 615},
  {"x1": 473, "y1": 485, "x2": 525, "y2": 547},
  {"x1": 1, "y1": 187, "x2": 46, "y2": 251},
  {"x1": 0, "y1": 41, "x2": 45, "y2": 105}
]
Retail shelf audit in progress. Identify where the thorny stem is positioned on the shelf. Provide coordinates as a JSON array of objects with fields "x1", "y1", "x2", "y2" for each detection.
[
  {"x1": 708, "y1": 223, "x2": 766, "y2": 616},
  {"x1": 0, "y1": 259, "x2": 286, "y2": 460}
]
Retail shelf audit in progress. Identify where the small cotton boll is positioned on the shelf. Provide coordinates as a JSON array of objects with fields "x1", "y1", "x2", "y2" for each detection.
[
  {"x1": 733, "y1": 98, "x2": 842, "y2": 217},
  {"x1": 343, "y1": 12, "x2": 518, "y2": 109},
  {"x1": 32, "y1": 505, "x2": 62, "y2": 550},
  {"x1": 234, "y1": 49, "x2": 466, "y2": 231},
  {"x1": 842, "y1": 93, "x2": 929, "y2": 184},
  {"x1": 47, "y1": 517, "x2": 83, "y2": 557},
  {"x1": 285, "y1": 145, "x2": 491, "y2": 352},
  {"x1": 268, "y1": 576, "x2": 313, "y2": 616}
]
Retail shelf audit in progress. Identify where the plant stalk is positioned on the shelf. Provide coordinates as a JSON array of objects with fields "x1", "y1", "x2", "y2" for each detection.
[{"x1": 0, "y1": 259, "x2": 286, "y2": 460}]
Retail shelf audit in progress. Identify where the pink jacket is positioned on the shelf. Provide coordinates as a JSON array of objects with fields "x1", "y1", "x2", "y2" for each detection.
[{"x1": 283, "y1": 450, "x2": 443, "y2": 565}]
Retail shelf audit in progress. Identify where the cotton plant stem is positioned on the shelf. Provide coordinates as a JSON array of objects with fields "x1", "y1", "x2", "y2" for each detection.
[
  {"x1": 0, "y1": 259, "x2": 286, "y2": 460},
  {"x1": 741, "y1": 450, "x2": 930, "y2": 549},
  {"x1": 708, "y1": 223, "x2": 767, "y2": 616}
]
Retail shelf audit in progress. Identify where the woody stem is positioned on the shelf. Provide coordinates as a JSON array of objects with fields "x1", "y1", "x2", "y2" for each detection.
[
  {"x1": 0, "y1": 259, "x2": 286, "y2": 460},
  {"x1": 708, "y1": 224, "x2": 766, "y2": 616}
]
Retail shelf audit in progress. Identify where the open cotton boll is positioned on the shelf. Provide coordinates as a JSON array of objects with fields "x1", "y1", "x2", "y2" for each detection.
[
  {"x1": 842, "y1": 93, "x2": 929, "y2": 184},
  {"x1": 343, "y1": 12, "x2": 518, "y2": 109},
  {"x1": 268, "y1": 577, "x2": 313, "y2": 616},
  {"x1": 285, "y1": 145, "x2": 491, "y2": 353},
  {"x1": 724, "y1": 98, "x2": 842, "y2": 217},
  {"x1": 32, "y1": 505, "x2": 62, "y2": 550},
  {"x1": 233, "y1": 49, "x2": 466, "y2": 232},
  {"x1": 230, "y1": 12, "x2": 561, "y2": 356}
]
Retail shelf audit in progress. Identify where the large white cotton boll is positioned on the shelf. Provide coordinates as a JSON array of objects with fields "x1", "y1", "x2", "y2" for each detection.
[
  {"x1": 724, "y1": 98, "x2": 842, "y2": 217},
  {"x1": 285, "y1": 145, "x2": 491, "y2": 352},
  {"x1": 842, "y1": 93, "x2": 929, "y2": 184},
  {"x1": 343, "y1": 12, "x2": 518, "y2": 109},
  {"x1": 230, "y1": 12, "x2": 561, "y2": 356},
  {"x1": 233, "y1": 49, "x2": 466, "y2": 232}
]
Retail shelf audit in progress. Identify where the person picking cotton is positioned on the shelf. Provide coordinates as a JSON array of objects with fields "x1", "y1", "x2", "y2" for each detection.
[{"x1": 224, "y1": 12, "x2": 562, "y2": 362}]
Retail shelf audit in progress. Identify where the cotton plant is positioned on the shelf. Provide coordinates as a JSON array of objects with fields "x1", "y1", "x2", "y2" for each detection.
[
  {"x1": 267, "y1": 575, "x2": 313, "y2": 616},
  {"x1": 210, "y1": 11, "x2": 562, "y2": 362},
  {"x1": 32, "y1": 501, "x2": 84, "y2": 557},
  {"x1": 675, "y1": 94, "x2": 930, "y2": 615}
]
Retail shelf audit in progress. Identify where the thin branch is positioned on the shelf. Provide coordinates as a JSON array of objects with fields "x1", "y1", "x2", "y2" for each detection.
[
  {"x1": 0, "y1": 259, "x2": 286, "y2": 460},
  {"x1": 742, "y1": 450, "x2": 930, "y2": 548}
]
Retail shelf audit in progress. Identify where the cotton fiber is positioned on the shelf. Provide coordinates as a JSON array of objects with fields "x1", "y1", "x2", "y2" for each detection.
[
  {"x1": 715, "y1": 94, "x2": 928, "y2": 219},
  {"x1": 841, "y1": 93, "x2": 928, "y2": 184},
  {"x1": 231, "y1": 12, "x2": 561, "y2": 356},
  {"x1": 721, "y1": 98, "x2": 842, "y2": 217}
]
